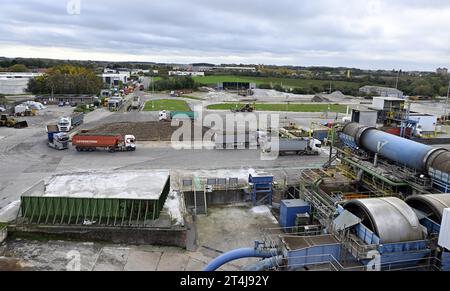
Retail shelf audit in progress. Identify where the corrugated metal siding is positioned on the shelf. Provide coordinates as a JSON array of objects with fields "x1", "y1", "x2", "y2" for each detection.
[
  {"x1": 438, "y1": 208, "x2": 450, "y2": 250},
  {"x1": 19, "y1": 177, "x2": 171, "y2": 227}
]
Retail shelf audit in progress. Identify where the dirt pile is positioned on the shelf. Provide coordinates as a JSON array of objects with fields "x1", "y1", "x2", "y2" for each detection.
[{"x1": 87, "y1": 122, "x2": 213, "y2": 141}]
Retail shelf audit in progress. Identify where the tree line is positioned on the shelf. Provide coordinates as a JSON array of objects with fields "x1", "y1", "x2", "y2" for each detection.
[
  {"x1": 27, "y1": 65, "x2": 103, "y2": 95},
  {"x1": 153, "y1": 76, "x2": 199, "y2": 91}
]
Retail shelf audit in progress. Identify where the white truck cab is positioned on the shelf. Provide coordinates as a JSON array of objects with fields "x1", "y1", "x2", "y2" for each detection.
[
  {"x1": 309, "y1": 138, "x2": 322, "y2": 152},
  {"x1": 49, "y1": 132, "x2": 69, "y2": 150},
  {"x1": 58, "y1": 117, "x2": 71, "y2": 132},
  {"x1": 124, "y1": 135, "x2": 137, "y2": 151},
  {"x1": 159, "y1": 110, "x2": 169, "y2": 121}
]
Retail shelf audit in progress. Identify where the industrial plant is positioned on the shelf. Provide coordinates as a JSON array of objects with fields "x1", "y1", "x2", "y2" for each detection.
[{"x1": 1, "y1": 0, "x2": 450, "y2": 276}]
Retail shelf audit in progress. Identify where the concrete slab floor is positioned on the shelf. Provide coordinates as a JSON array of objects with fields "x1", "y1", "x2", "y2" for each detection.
[
  {"x1": 0, "y1": 205, "x2": 281, "y2": 271},
  {"x1": 124, "y1": 250, "x2": 162, "y2": 271}
]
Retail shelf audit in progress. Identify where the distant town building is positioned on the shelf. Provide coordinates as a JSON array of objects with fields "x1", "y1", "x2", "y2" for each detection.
[
  {"x1": 168, "y1": 71, "x2": 205, "y2": 77},
  {"x1": 217, "y1": 82, "x2": 257, "y2": 91},
  {"x1": 100, "y1": 72, "x2": 129, "y2": 87},
  {"x1": 36, "y1": 94, "x2": 97, "y2": 105},
  {"x1": 212, "y1": 66, "x2": 257, "y2": 73},
  {"x1": 359, "y1": 85, "x2": 404, "y2": 98},
  {"x1": 437, "y1": 67, "x2": 449, "y2": 76},
  {"x1": 0, "y1": 72, "x2": 43, "y2": 94}
]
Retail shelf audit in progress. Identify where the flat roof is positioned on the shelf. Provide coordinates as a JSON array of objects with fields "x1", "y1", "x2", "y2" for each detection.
[
  {"x1": 23, "y1": 170, "x2": 170, "y2": 200},
  {"x1": 373, "y1": 97, "x2": 405, "y2": 101}
]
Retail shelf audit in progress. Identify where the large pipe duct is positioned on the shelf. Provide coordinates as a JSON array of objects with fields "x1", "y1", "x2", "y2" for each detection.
[
  {"x1": 344, "y1": 197, "x2": 425, "y2": 243},
  {"x1": 242, "y1": 256, "x2": 284, "y2": 271},
  {"x1": 341, "y1": 123, "x2": 450, "y2": 176},
  {"x1": 406, "y1": 194, "x2": 450, "y2": 223},
  {"x1": 203, "y1": 248, "x2": 278, "y2": 272}
]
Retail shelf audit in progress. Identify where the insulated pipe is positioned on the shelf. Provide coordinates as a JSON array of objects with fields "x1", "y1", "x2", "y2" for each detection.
[
  {"x1": 203, "y1": 248, "x2": 278, "y2": 272},
  {"x1": 406, "y1": 194, "x2": 450, "y2": 223},
  {"x1": 344, "y1": 197, "x2": 425, "y2": 243},
  {"x1": 242, "y1": 256, "x2": 284, "y2": 271},
  {"x1": 341, "y1": 122, "x2": 450, "y2": 176}
]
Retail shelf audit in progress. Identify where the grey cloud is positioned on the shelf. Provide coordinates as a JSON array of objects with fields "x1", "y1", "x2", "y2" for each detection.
[{"x1": 0, "y1": 0, "x2": 449, "y2": 70}]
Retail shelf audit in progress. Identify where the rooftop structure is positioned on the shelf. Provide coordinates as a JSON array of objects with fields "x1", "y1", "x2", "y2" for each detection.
[
  {"x1": 0, "y1": 72, "x2": 43, "y2": 94},
  {"x1": 360, "y1": 85, "x2": 404, "y2": 98}
]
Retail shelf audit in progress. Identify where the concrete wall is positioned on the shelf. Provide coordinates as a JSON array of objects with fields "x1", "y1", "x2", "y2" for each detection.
[
  {"x1": 10, "y1": 226, "x2": 187, "y2": 248},
  {"x1": 185, "y1": 190, "x2": 247, "y2": 208}
]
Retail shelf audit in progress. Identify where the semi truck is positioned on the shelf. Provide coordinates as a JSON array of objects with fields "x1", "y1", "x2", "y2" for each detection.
[
  {"x1": 46, "y1": 125, "x2": 69, "y2": 150},
  {"x1": 72, "y1": 133, "x2": 137, "y2": 153},
  {"x1": 58, "y1": 112, "x2": 84, "y2": 132},
  {"x1": 262, "y1": 138, "x2": 322, "y2": 156},
  {"x1": 131, "y1": 95, "x2": 141, "y2": 110},
  {"x1": 159, "y1": 110, "x2": 197, "y2": 122}
]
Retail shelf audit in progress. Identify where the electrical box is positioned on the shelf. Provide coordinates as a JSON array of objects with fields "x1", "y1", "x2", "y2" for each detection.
[{"x1": 280, "y1": 199, "x2": 311, "y2": 229}]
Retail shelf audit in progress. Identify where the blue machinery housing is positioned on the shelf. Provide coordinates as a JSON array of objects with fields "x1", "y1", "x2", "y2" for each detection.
[
  {"x1": 204, "y1": 123, "x2": 450, "y2": 271},
  {"x1": 341, "y1": 122, "x2": 450, "y2": 192}
]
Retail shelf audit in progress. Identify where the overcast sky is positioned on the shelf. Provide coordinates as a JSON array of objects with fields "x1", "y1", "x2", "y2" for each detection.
[{"x1": 0, "y1": 0, "x2": 449, "y2": 71}]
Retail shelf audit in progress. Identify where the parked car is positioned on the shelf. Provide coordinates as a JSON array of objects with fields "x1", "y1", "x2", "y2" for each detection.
[
  {"x1": 58, "y1": 101, "x2": 65, "y2": 107},
  {"x1": 0, "y1": 107, "x2": 5, "y2": 112},
  {"x1": 70, "y1": 102, "x2": 78, "y2": 107}
]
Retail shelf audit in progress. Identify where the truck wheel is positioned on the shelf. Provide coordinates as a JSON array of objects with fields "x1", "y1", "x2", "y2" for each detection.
[
  {"x1": 76, "y1": 147, "x2": 82, "y2": 152},
  {"x1": 109, "y1": 148, "x2": 116, "y2": 153}
]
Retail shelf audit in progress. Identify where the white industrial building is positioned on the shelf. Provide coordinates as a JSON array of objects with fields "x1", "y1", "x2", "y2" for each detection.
[
  {"x1": 409, "y1": 113, "x2": 438, "y2": 133},
  {"x1": 0, "y1": 72, "x2": 43, "y2": 95},
  {"x1": 99, "y1": 72, "x2": 129, "y2": 87},
  {"x1": 360, "y1": 86, "x2": 404, "y2": 98}
]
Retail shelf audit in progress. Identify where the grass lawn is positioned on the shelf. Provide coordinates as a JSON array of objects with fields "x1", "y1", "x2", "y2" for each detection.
[
  {"x1": 207, "y1": 103, "x2": 348, "y2": 113},
  {"x1": 193, "y1": 75, "x2": 361, "y2": 90},
  {"x1": 144, "y1": 99, "x2": 191, "y2": 111}
]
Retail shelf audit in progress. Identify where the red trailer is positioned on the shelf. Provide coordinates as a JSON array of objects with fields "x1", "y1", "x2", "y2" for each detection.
[{"x1": 72, "y1": 133, "x2": 137, "y2": 153}]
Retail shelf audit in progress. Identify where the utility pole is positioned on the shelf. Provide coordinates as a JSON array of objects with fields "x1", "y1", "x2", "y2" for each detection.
[
  {"x1": 395, "y1": 70, "x2": 400, "y2": 89},
  {"x1": 445, "y1": 81, "x2": 450, "y2": 120}
]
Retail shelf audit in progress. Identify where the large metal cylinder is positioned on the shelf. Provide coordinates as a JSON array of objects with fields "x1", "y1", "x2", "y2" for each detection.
[
  {"x1": 341, "y1": 123, "x2": 449, "y2": 175},
  {"x1": 344, "y1": 197, "x2": 425, "y2": 243},
  {"x1": 406, "y1": 194, "x2": 450, "y2": 223}
]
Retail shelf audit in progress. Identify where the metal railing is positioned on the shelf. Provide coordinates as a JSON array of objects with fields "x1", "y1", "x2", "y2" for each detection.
[{"x1": 278, "y1": 253, "x2": 442, "y2": 272}]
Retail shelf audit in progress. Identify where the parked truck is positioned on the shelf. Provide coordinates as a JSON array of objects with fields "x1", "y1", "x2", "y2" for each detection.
[
  {"x1": 72, "y1": 133, "x2": 137, "y2": 153},
  {"x1": 159, "y1": 110, "x2": 197, "y2": 122},
  {"x1": 262, "y1": 138, "x2": 322, "y2": 156},
  {"x1": 58, "y1": 112, "x2": 84, "y2": 132},
  {"x1": 47, "y1": 125, "x2": 69, "y2": 150}
]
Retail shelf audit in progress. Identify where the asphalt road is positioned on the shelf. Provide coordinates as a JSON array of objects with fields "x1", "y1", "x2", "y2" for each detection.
[{"x1": 0, "y1": 103, "x2": 328, "y2": 222}]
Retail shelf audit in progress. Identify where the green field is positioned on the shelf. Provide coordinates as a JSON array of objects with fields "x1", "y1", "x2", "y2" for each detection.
[
  {"x1": 207, "y1": 103, "x2": 347, "y2": 113},
  {"x1": 193, "y1": 75, "x2": 361, "y2": 90},
  {"x1": 144, "y1": 99, "x2": 191, "y2": 111}
]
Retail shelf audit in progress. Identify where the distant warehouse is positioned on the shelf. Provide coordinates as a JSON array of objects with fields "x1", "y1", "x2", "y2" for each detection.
[
  {"x1": 0, "y1": 72, "x2": 43, "y2": 94},
  {"x1": 359, "y1": 86, "x2": 404, "y2": 99}
]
